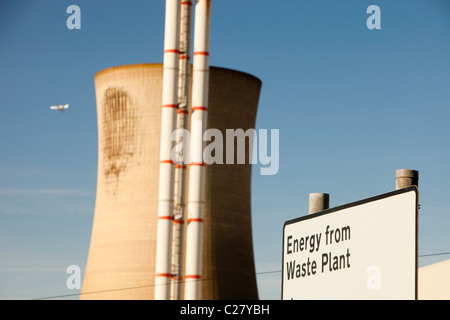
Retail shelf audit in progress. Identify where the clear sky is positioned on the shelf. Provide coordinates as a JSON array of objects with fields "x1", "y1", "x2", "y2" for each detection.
[{"x1": 0, "y1": 0, "x2": 449, "y2": 300}]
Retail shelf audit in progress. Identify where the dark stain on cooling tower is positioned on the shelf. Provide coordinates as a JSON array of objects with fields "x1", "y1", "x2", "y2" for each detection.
[{"x1": 103, "y1": 87, "x2": 136, "y2": 195}]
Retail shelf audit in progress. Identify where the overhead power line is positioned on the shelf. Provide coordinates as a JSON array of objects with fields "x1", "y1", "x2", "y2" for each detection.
[
  {"x1": 419, "y1": 251, "x2": 450, "y2": 258},
  {"x1": 31, "y1": 269, "x2": 279, "y2": 300},
  {"x1": 29, "y1": 250, "x2": 450, "y2": 300}
]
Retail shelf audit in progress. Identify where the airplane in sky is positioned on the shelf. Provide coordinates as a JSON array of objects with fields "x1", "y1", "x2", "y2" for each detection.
[{"x1": 50, "y1": 104, "x2": 70, "y2": 112}]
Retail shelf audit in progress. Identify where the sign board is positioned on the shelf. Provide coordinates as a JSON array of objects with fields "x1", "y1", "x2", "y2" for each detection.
[{"x1": 282, "y1": 187, "x2": 418, "y2": 300}]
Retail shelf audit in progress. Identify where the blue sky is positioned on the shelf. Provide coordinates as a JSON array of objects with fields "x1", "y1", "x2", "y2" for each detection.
[{"x1": 0, "y1": 0, "x2": 449, "y2": 300}]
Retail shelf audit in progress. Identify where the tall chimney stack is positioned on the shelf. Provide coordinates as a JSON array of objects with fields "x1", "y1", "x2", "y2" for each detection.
[
  {"x1": 154, "y1": 0, "x2": 181, "y2": 300},
  {"x1": 184, "y1": 0, "x2": 211, "y2": 300}
]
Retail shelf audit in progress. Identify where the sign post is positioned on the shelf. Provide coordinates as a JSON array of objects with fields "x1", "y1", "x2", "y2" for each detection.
[{"x1": 282, "y1": 186, "x2": 418, "y2": 300}]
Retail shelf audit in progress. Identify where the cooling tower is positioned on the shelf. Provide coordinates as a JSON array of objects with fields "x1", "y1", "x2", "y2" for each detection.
[{"x1": 81, "y1": 63, "x2": 261, "y2": 300}]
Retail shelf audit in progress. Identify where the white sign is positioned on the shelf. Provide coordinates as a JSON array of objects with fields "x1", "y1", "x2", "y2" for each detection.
[{"x1": 282, "y1": 187, "x2": 418, "y2": 300}]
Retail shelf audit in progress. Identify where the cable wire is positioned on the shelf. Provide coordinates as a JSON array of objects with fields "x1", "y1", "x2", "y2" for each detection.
[
  {"x1": 419, "y1": 251, "x2": 450, "y2": 258},
  {"x1": 28, "y1": 250, "x2": 450, "y2": 300},
  {"x1": 31, "y1": 269, "x2": 279, "y2": 300}
]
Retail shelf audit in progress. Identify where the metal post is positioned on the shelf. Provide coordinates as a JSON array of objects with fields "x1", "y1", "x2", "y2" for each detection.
[
  {"x1": 395, "y1": 169, "x2": 419, "y2": 190},
  {"x1": 309, "y1": 193, "x2": 330, "y2": 215}
]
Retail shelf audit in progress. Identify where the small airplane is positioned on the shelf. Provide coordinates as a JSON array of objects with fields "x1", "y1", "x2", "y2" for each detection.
[{"x1": 50, "y1": 104, "x2": 70, "y2": 112}]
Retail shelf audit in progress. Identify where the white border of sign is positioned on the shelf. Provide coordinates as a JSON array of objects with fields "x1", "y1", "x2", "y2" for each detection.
[{"x1": 282, "y1": 186, "x2": 418, "y2": 300}]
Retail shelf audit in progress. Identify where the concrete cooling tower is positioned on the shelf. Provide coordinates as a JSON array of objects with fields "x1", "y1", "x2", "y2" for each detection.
[{"x1": 81, "y1": 63, "x2": 261, "y2": 300}]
